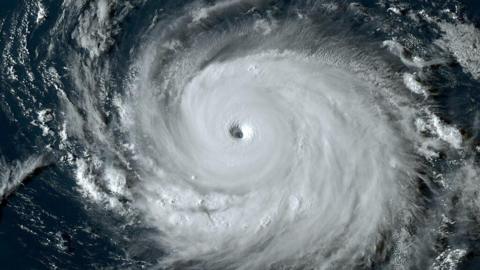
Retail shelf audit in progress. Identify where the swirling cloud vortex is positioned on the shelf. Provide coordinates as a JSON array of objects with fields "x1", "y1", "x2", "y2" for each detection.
[{"x1": 122, "y1": 31, "x2": 416, "y2": 268}]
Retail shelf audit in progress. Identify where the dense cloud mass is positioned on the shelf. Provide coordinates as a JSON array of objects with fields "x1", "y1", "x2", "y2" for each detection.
[{"x1": 0, "y1": 1, "x2": 480, "y2": 269}]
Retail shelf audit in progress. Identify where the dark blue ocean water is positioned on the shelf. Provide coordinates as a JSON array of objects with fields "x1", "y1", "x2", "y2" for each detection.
[{"x1": 0, "y1": 1, "x2": 144, "y2": 268}]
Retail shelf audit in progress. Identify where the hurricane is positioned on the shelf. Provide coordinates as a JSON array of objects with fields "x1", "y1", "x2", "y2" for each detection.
[{"x1": 1, "y1": 1, "x2": 480, "y2": 270}]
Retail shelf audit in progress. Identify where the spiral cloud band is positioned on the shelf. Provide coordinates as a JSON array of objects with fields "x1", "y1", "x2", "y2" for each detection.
[
  {"x1": 10, "y1": 0, "x2": 473, "y2": 269},
  {"x1": 131, "y1": 50, "x2": 415, "y2": 268},
  {"x1": 102, "y1": 9, "x2": 424, "y2": 267}
]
